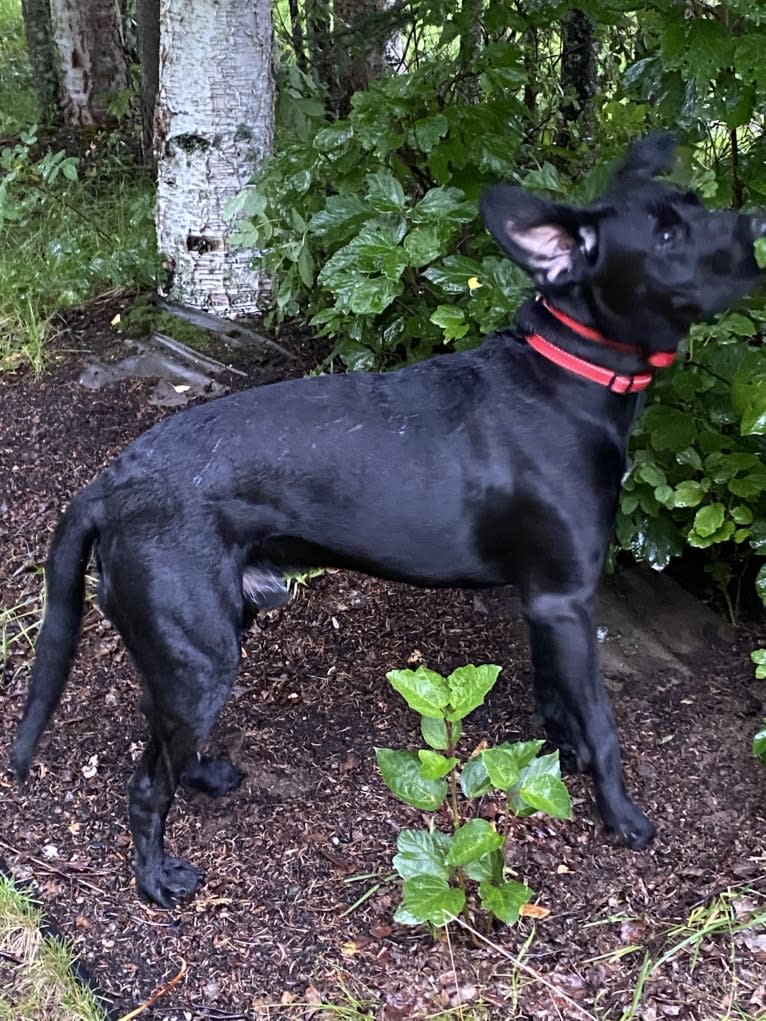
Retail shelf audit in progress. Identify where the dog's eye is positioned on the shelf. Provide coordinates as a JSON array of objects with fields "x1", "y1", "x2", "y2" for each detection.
[{"x1": 657, "y1": 223, "x2": 683, "y2": 247}]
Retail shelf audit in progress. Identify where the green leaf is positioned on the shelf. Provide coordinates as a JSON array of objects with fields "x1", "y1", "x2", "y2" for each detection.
[
  {"x1": 621, "y1": 492, "x2": 640, "y2": 515},
  {"x1": 739, "y1": 377, "x2": 766, "y2": 435},
  {"x1": 404, "y1": 225, "x2": 446, "y2": 268},
  {"x1": 424, "y1": 255, "x2": 486, "y2": 294},
  {"x1": 463, "y1": 848, "x2": 504, "y2": 884},
  {"x1": 420, "y1": 715, "x2": 448, "y2": 750},
  {"x1": 636, "y1": 462, "x2": 666, "y2": 487},
  {"x1": 479, "y1": 880, "x2": 533, "y2": 924},
  {"x1": 692, "y1": 503, "x2": 726, "y2": 538},
  {"x1": 521, "y1": 163, "x2": 563, "y2": 195},
  {"x1": 654, "y1": 484, "x2": 674, "y2": 507},
  {"x1": 642, "y1": 406, "x2": 698, "y2": 452},
  {"x1": 750, "y1": 521, "x2": 766, "y2": 555},
  {"x1": 481, "y1": 746, "x2": 521, "y2": 791},
  {"x1": 459, "y1": 755, "x2": 493, "y2": 799},
  {"x1": 729, "y1": 472, "x2": 766, "y2": 499},
  {"x1": 511, "y1": 752, "x2": 572, "y2": 820},
  {"x1": 731, "y1": 505, "x2": 754, "y2": 526},
  {"x1": 400, "y1": 875, "x2": 465, "y2": 926},
  {"x1": 446, "y1": 664, "x2": 502, "y2": 721},
  {"x1": 350, "y1": 221, "x2": 409, "y2": 268},
  {"x1": 501, "y1": 740, "x2": 546, "y2": 769},
  {"x1": 387, "y1": 667, "x2": 450, "y2": 718},
  {"x1": 660, "y1": 20, "x2": 686, "y2": 70},
  {"x1": 429, "y1": 304, "x2": 469, "y2": 342},
  {"x1": 517, "y1": 773, "x2": 572, "y2": 820},
  {"x1": 630, "y1": 514, "x2": 685, "y2": 570},
  {"x1": 393, "y1": 828, "x2": 452, "y2": 881},
  {"x1": 673, "y1": 480, "x2": 705, "y2": 508},
  {"x1": 412, "y1": 114, "x2": 449, "y2": 153},
  {"x1": 731, "y1": 352, "x2": 766, "y2": 431},
  {"x1": 756, "y1": 565, "x2": 766, "y2": 608},
  {"x1": 417, "y1": 750, "x2": 458, "y2": 780},
  {"x1": 675, "y1": 447, "x2": 703, "y2": 470},
  {"x1": 308, "y1": 195, "x2": 368, "y2": 240},
  {"x1": 297, "y1": 244, "x2": 314, "y2": 287},
  {"x1": 446, "y1": 819, "x2": 504, "y2": 867},
  {"x1": 723, "y1": 312, "x2": 757, "y2": 337},
  {"x1": 375, "y1": 748, "x2": 448, "y2": 810},
  {"x1": 393, "y1": 903, "x2": 422, "y2": 926},
  {"x1": 313, "y1": 121, "x2": 354, "y2": 152},
  {"x1": 751, "y1": 649, "x2": 766, "y2": 680},
  {"x1": 753, "y1": 725, "x2": 766, "y2": 765},
  {"x1": 366, "y1": 171, "x2": 406, "y2": 213},
  {"x1": 411, "y1": 186, "x2": 474, "y2": 225},
  {"x1": 349, "y1": 275, "x2": 403, "y2": 315},
  {"x1": 686, "y1": 18, "x2": 734, "y2": 87}
]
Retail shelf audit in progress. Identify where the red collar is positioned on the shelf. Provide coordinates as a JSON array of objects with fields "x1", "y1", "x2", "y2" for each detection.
[
  {"x1": 526, "y1": 332, "x2": 654, "y2": 392},
  {"x1": 527, "y1": 301, "x2": 676, "y2": 393}
]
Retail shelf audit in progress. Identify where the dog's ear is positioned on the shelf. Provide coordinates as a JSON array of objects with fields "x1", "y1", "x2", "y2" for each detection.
[
  {"x1": 614, "y1": 132, "x2": 676, "y2": 181},
  {"x1": 480, "y1": 185, "x2": 592, "y2": 284}
]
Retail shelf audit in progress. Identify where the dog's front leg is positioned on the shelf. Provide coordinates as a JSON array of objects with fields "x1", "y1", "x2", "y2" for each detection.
[{"x1": 524, "y1": 592, "x2": 656, "y2": 849}]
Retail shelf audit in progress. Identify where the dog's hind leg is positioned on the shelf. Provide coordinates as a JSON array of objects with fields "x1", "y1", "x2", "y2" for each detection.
[
  {"x1": 104, "y1": 553, "x2": 245, "y2": 907},
  {"x1": 126, "y1": 631, "x2": 241, "y2": 907},
  {"x1": 524, "y1": 590, "x2": 656, "y2": 849}
]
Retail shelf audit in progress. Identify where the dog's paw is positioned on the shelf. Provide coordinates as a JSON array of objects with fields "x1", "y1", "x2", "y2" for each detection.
[
  {"x1": 552, "y1": 740, "x2": 592, "y2": 775},
  {"x1": 182, "y1": 756, "x2": 245, "y2": 797},
  {"x1": 607, "y1": 806, "x2": 656, "y2": 851},
  {"x1": 136, "y1": 856, "x2": 203, "y2": 908}
]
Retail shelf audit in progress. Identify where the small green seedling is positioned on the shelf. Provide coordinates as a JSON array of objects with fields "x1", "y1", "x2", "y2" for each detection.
[
  {"x1": 753, "y1": 650, "x2": 766, "y2": 765},
  {"x1": 285, "y1": 566, "x2": 326, "y2": 594},
  {"x1": 375, "y1": 664, "x2": 571, "y2": 931}
]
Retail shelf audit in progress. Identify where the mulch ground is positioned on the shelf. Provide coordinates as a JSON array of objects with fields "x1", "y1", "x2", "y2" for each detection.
[{"x1": 1, "y1": 296, "x2": 765, "y2": 1021}]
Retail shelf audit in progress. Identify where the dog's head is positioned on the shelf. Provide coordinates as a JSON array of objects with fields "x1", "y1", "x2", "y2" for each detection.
[{"x1": 481, "y1": 134, "x2": 766, "y2": 352}]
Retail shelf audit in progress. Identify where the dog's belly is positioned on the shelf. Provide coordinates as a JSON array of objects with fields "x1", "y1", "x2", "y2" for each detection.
[{"x1": 253, "y1": 529, "x2": 514, "y2": 589}]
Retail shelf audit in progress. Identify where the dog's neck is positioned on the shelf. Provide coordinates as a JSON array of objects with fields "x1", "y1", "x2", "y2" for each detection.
[{"x1": 517, "y1": 295, "x2": 676, "y2": 394}]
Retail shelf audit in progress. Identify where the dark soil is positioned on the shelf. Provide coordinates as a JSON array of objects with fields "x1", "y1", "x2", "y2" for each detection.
[{"x1": 1, "y1": 296, "x2": 765, "y2": 1021}]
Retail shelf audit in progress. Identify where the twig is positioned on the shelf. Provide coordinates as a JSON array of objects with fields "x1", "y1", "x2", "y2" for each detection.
[
  {"x1": 452, "y1": 915, "x2": 600, "y2": 1021},
  {"x1": 115, "y1": 958, "x2": 187, "y2": 1020},
  {"x1": 0, "y1": 839, "x2": 112, "y2": 897}
]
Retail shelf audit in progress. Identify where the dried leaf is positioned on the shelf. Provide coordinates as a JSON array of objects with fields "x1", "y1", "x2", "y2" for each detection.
[{"x1": 520, "y1": 902, "x2": 551, "y2": 919}]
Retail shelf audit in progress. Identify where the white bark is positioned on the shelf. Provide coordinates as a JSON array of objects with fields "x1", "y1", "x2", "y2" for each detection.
[
  {"x1": 50, "y1": 0, "x2": 129, "y2": 126},
  {"x1": 156, "y1": 0, "x2": 274, "y2": 316}
]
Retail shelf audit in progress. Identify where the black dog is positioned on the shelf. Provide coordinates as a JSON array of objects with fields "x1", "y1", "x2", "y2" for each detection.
[{"x1": 13, "y1": 135, "x2": 765, "y2": 907}]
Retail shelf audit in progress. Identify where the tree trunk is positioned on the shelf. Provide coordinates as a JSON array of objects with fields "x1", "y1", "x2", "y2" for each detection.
[
  {"x1": 49, "y1": 0, "x2": 130, "y2": 126},
  {"x1": 21, "y1": 0, "x2": 59, "y2": 124},
  {"x1": 155, "y1": 0, "x2": 274, "y2": 316},
  {"x1": 136, "y1": 0, "x2": 160, "y2": 165},
  {"x1": 556, "y1": 8, "x2": 596, "y2": 151},
  {"x1": 331, "y1": 0, "x2": 401, "y2": 115}
]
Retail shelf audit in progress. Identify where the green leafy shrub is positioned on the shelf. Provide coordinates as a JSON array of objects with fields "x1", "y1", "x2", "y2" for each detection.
[
  {"x1": 375, "y1": 664, "x2": 571, "y2": 930},
  {"x1": 237, "y1": 51, "x2": 593, "y2": 369},
  {"x1": 615, "y1": 311, "x2": 766, "y2": 611}
]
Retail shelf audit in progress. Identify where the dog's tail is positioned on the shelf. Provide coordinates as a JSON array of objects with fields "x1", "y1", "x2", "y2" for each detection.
[{"x1": 12, "y1": 487, "x2": 99, "y2": 780}]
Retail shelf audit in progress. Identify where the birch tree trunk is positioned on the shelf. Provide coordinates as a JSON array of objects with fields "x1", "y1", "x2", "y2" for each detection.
[
  {"x1": 49, "y1": 0, "x2": 129, "y2": 126},
  {"x1": 156, "y1": 0, "x2": 274, "y2": 316}
]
